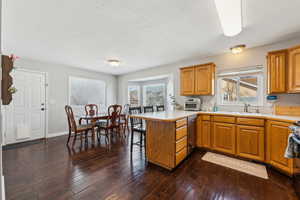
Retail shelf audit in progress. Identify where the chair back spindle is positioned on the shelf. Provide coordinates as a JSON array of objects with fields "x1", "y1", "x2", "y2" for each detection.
[
  {"x1": 129, "y1": 107, "x2": 143, "y2": 127},
  {"x1": 85, "y1": 104, "x2": 99, "y2": 116}
]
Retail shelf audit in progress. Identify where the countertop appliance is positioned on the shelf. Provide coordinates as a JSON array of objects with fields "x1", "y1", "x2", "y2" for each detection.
[{"x1": 184, "y1": 98, "x2": 201, "y2": 111}]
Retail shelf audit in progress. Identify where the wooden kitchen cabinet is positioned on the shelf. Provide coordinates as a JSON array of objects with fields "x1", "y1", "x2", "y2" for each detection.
[
  {"x1": 180, "y1": 63, "x2": 215, "y2": 96},
  {"x1": 196, "y1": 116, "x2": 202, "y2": 147},
  {"x1": 288, "y1": 45, "x2": 300, "y2": 93},
  {"x1": 146, "y1": 117, "x2": 190, "y2": 170},
  {"x1": 194, "y1": 63, "x2": 215, "y2": 95},
  {"x1": 180, "y1": 67, "x2": 195, "y2": 95},
  {"x1": 197, "y1": 114, "x2": 300, "y2": 175},
  {"x1": 201, "y1": 120, "x2": 212, "y2": 148},
  {"x1": 196, "y1": 115, "x2": 212, "y2": 148},
  {"x1": 266, "y1": 120, "x2": 296, "y2": 174},
  {"x1": 236, "y1": 125, "x2": 264, "y2": 161},
  {"x1": 212, "y1": 122, "x2": 236, "y2": 154},
  {"x1": 267, "y1": 50, "x2": 287, "y2": 94}
]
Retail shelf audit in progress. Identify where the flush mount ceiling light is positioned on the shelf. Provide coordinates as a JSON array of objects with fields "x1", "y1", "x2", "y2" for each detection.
[
  {"x1": 230, "y1": 44, "x2": 246, "y2": 54},
  {"x1": 214, "y1": 0, "x2": 242, "y2": 37},
  {"x1": 107, "y1": 59, "x2": 121, "y2": 67}
]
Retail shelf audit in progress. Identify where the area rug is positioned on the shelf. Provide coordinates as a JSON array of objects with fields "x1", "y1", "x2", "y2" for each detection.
[{"x1": 202, "y1": 152, "x2": 268, "y2": 179}]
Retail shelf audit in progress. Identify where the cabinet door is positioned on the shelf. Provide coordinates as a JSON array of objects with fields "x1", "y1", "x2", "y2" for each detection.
[
  {"x1": 288, "y1": 46, "x2": 300, "y2": 93},
  {"x1": 196, "y1": 116, "x2": 202, "y2": 147},
  {"x1": 236, "y1": 125, "x2": 264, "y2": 161},
  {"x1": 194, "y1": 63, "x2": 215, "y2": 95},
  {"x1": 180, "y1": 67, "x2": 195, "y2": 95},
  {"x1": 213, "y1": 122, "x2": 236, "y2": 154},
  {"x1": 267, "y1": 50, "x2": 287, "y2": 94},
  {"x1": 267, "y1": 120, "x2": 294, "y2": 174},
  {"x1": 201, "y1": 120, "x2": 211, "y2": 148}
]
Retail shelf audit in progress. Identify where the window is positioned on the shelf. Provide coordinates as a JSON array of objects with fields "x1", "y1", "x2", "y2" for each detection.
[
  {"x1": 143, "y1": 83, "x2": 166, "y2": 106},
  {"x1": 69, "y1": 76, "x2": 106, "y2": 114},
  {"x1": 127, "y1": 81, "x2": 167, "y2": 107},
  {"x1": 128, "y1": 85, "x2": 140, "y2": 106},
  {"x1": 217, "y1": 73, "x2": 263, "y2": 106}
]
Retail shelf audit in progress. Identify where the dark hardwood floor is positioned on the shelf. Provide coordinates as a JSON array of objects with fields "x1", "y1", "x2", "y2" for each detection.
[{"x1": 3, "y1": 134, "x2": 299, "y2": 200}]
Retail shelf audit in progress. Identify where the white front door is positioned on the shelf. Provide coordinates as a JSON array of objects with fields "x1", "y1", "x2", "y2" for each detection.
[{"x1": 4, "y1": 70, "x2": 46, "y2": 144}]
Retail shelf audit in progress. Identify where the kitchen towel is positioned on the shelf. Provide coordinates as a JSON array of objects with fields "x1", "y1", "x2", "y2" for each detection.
[{"x1": 285, "y1": 132, "x2": 300, "y2": 158}]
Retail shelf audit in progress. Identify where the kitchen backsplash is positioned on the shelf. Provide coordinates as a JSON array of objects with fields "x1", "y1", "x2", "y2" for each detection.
[{"x1": 199, "y1": 94, "x2": 300, "y2": 114}]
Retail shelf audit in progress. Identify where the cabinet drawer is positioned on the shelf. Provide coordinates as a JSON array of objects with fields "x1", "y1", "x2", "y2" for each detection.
[
  {"x1": 176, "y1": 147, "x2": 187, "y2": 165},
  {"x1": 237, "y1": 117, "x2": 264, "y2": 126},
  {"x1": 213, "y1": 115, "x2": 235, "y2": 123},
  {"x1": 202, "y1": 115, "x2": 211, "y2": 121},
  {"x1": 176, "y1": 118, "x2": 187, "y2": 128},
  {"x1": 176, "y1": 136, "x2": 187, "y2": 152},
  {"x1": 176, "y1": 126, "x2": 187, "y2": 140}
]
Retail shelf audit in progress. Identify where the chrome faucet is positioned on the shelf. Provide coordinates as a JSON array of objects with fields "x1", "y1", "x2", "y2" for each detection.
[{"x1": 244, "y1": 103, "x2": 250, "y2": 113}]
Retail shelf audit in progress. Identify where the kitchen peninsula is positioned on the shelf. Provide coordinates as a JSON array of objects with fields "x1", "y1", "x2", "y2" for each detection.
[
  {"x1": 130, "y1": 111, "x2": 199, "y2": 170},
  {"x1": 131, "y1": 110, "x2": 300, "y2": 174}
]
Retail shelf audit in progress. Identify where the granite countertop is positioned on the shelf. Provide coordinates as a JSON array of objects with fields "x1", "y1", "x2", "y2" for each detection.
[{"x1": 130, "y1": 110, "x2": 300, "y2": 123}]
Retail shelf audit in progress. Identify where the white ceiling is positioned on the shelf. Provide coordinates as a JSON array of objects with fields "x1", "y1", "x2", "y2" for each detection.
[{"x1": 2, "y1": 0, "x2": 300, "y2": 75}]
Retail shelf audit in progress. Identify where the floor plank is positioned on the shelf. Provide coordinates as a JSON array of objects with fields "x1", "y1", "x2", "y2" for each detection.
[{"x1": 3, "y1": 134, "x2": 299, "y2": 200}]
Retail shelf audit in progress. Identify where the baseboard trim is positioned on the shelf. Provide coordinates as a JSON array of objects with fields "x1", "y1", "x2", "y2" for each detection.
[{"x1": 47, "y1": 132, "x2": 68, "y2": 138}]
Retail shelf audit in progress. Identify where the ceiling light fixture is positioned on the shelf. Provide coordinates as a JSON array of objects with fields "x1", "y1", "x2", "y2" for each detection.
[
  {"x1": 107, "y1": 59, "x2": 121, "y2": 67},
  {"x1": 230, "y1": 44, "x2": 246, "y2": 54},
  {"x1": 214, "y1": 0, "x2": 242, "y2": 37}
]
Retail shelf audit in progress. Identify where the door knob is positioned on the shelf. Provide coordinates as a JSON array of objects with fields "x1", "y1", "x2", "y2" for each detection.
[{"x1": 41, "y1": 108, "x2": 45, "y2": 111}]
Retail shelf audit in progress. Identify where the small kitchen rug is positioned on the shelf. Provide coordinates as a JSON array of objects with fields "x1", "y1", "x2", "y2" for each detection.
[{"x1": 202, "y1": 152, "x2": 268, "y2": 179}]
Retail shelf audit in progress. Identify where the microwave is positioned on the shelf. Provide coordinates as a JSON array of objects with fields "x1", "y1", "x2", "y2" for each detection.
[{"x1": 184, "y1": 98, "x2": 201, "y2": 111}]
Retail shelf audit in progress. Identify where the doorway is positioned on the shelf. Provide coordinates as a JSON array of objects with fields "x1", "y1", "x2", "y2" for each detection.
[{"x1": 4, "y1": 69, "x2": 47, "y2": 144}]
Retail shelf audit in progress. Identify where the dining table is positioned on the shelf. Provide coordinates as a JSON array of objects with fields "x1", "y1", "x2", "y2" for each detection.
[
  {"x1": 77, "y1": 113, "x2": 126, "y2": 142},
  {"x1": 78, "y1": 113, "x2": 126, "y2": 124},
  {"x1": 78, "y1": 113, "x2": 109, "y2": 125}
]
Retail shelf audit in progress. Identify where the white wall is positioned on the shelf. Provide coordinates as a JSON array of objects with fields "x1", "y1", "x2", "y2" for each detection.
[
  {"x1": 118, "y1": 37, "x2": 300, "y2": 113},
  {"x1": 0, "y1": 0, "x2": 4, "y2": 198},
  {"x1": 13, "y1": 58, "x2": 118, "y2": 136}
]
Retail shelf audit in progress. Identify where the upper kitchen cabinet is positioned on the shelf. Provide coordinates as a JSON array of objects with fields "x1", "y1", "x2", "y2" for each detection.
[
  {"x1": 267, "y1": 50, "x2": 287, "y2": 94},
  {"x1": 195, "y1": 63, "x2": 215, "y2": 95},
  {"x1": 180, "y1": 66, "x2": 195, "y2": 95},
  {"x1": 180, "y1": 63, "x2": 215, "y2": 96},
  {"x1": 288, "y1": 45, "x2": 300, "y2": 93}
]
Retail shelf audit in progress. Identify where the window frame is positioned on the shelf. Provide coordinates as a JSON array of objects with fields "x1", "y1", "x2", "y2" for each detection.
[
  {"x1": 127, "y1": 85, "x2": 141, "y2": 106},
  {"x1": 217, "y1": 73, "x2": 264, "y2": 106},
  {"x1": 127, "y1": 79, "x2": 168, "y2": 107},
  {"x1": 68, "y1": 76, "x2": 107, "y2": 114}
]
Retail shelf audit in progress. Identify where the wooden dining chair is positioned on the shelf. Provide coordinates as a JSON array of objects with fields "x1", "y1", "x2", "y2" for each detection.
[
  {"x1": 65, "y1": 105, "x2": 97, "y2": 146},
  {"x1": 143, "y1": 105, "x2": 154, "y2": 113},
  {"x1": 129, "y1": 106, "x2": 146, "y2": 154},
  {"x1": 156, "y1": 105, "x2": 165, "y2": 112},
  {"x1": 97, "y1": 104, "x2": 123, "y2": 142}
]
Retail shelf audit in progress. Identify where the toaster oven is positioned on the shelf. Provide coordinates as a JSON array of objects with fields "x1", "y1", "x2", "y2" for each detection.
[{"x1": 184, "y1": 98, "x2": 201, "y2": 111}]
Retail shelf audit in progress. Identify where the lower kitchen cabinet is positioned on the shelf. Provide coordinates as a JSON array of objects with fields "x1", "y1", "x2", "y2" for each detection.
[
  {"x1": 212, "y1": 122, "x2": 236, "y2": 154},
  {"x1": 201, "y1": 120, "x2": 212, "y2": 148},
  {"x1": 266, "y1": 120, "x2": 297, "y2": 174},
  {"x1": 196, "y1": 114, "x2": 300, "y2": 175},
  {"x1": 236, "y1": 125, "x2": 264, "y2": 161}
]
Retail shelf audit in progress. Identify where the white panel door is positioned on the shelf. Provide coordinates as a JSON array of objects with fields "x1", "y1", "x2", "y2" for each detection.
[{"x1": 5, "y1": 70, "x2": 46, "y2": 144}]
